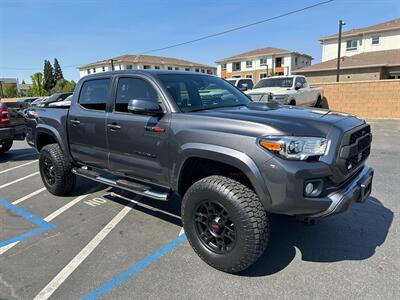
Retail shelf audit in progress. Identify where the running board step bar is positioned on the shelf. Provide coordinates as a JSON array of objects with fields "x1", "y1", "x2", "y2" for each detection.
[{"x1": 72, "y1": 167, "x2": 169, "y2": 201}]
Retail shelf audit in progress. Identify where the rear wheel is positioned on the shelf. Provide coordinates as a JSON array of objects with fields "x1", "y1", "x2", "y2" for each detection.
[
  {"x1": 39, "y1": 144, "x2": 76, "y2": 195},
  {"x1": 182, "y1": 176, "x2": 269, "y2": 273},
  {"x1": 0, "y1": 138, "x2": 13, "y2": 155},
  {"x1": 289, "y1": 99, "x2": 296, "y2": 106}
]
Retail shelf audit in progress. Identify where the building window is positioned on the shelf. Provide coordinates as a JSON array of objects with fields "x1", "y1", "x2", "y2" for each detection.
[
  {"x1": 246, "y1": 75, "x2": 252, "y2": 78},
  {"x1": 175, "y1": 67, "x2": 179, "y2": 70},
  {"x1": 372, "y1": 35, "x2": 380, "y2": 45},
  {"x1": 168, "y1": 67, "x2": 173, "y2": 70},
  {"x1": 102, "y1": 66, "x2": 105, "y2": 72},
  {"x1": 195, "y1": 68, "x2": 199, "y2": 72},
  {"x1": 246, "y1": 61, "x2": 252, "y2": 68},
  {"x1": 275, "y1": 57, "x2": 282, "y2": 67},
  {"x1": 92, "y1": 68, "x2": 96, "y2": 73},
  {"x1": 185, "y1": 68, "x2": 190, "y2": 71},
  {"x1": 87, "y1": 69, "x2": 91, "y2": 74},
  {"x1": 143, "y1": 65, "x2": 151, "y2": 69},
  {"x1": 233, "y1": 62, "x2": 241, "y2": 71},
  {"x1": 119, "y1": 64, "x2": 122, "y2": 70},
  {"x1": 155, "y1": 66, "x2": 160, "y2": 69},
  {"x1": 221, "y1": 64, "x2": 227, "y2": 71},
  {"x1": 260, "y1": 58, "x2": 267, "y2": 66},
  {"x1": 295, "y1": 57, "x2": 298, "y2": 65},
  {"x1": 346, "y1": 39, "x2": 358, "y2": 51},
  {"x1": 201, "y1": 69, "x2": 205, "y2": 73},
  {"x1": 207, "y1": 70, "x2": 213, "y2": 74},
  {"x1": 126, "y1": 64, "x2": 133, "y2": 70},
  {"x1": 260, "y1": 73, "x2": 268, "y2": 79}
]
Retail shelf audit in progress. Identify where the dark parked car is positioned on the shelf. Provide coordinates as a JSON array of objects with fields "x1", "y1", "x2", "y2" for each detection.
[
  {"x1": 0, "y1": 101, "x2": 28, "y2": 154},
  {"x1": 27, "y1": 70, "x2": 373, "y2": 273}
]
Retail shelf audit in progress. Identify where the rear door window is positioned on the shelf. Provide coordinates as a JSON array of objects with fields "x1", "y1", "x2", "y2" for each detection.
[{"x1": 78, "y1": 79, "x2": 111, "y2": 111}]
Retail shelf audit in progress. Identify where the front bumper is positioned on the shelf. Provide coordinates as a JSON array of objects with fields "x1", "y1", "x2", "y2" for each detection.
[{"x1": 307, "y1": 165, "x2": 373, "y2": 218}]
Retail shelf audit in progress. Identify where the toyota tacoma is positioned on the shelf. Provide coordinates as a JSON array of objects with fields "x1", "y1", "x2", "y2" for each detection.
[{"x1": 26, "y1": 70, "x2": 373, "y2": 273}]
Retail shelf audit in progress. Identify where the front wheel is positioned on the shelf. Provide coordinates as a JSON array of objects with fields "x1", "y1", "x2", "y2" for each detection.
[
  {"x1": 39, "y1": 144, "x2": 76, "y2": 196},
  {"x1": 0, "y1": 138, "x2": 13, "y2": 155},
  {"x1": 182, "y1": 176, "x2": 269, "y2": 273}
]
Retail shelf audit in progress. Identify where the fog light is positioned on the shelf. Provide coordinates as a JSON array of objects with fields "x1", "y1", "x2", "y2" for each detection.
[
  {"x1": 304, "y1": 179, "x2": 323, "y2": 197},
  {"x1": 305, "y1": 182, "x2": 314, "y2": 195}
]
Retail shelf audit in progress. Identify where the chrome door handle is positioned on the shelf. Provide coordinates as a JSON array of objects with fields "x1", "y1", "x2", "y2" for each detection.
[
  {"x1": 107, "y1": 123, "x2": 121, "y2": 130},
  {"x1": 70, "y1": 119, "x2": 80, "y2": 125}
]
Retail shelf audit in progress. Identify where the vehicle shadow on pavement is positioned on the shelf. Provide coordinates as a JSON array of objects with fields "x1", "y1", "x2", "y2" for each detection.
[
  {"x1": 241, "y1": 196, "x2": 393, "y2": 277},
  {"x1": 0, "y1": 148, "x2": 38, "y2": 163}
]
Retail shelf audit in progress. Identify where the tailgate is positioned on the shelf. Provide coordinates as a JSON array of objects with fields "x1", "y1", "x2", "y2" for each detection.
[{"x1": 2, "y1": 102, "x2": 28, "y2": 127}]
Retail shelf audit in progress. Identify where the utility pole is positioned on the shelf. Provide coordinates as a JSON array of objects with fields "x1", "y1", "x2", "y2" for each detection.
[{"x1": 336, "y1": 19, "x2": 346, "y2": 82}]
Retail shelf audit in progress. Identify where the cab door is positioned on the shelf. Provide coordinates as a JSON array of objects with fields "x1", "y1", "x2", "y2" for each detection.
[
  {"x1": 106, "y1": 76, "x2": 170, "y2": 186},
  {"x1": 67, "y1": 77, "x2": 112, "y2": 169}
]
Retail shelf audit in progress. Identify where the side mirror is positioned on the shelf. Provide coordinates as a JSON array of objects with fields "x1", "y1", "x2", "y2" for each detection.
[
  {"x1": 240, "y1": 83, "x2": 248, "y2": 91},
  {"x1": 295, "y1": 82, "x2": 302, "y2": 90},
  {"x1": 127, "y1": 99, "x2": 162, "y2": 115}
]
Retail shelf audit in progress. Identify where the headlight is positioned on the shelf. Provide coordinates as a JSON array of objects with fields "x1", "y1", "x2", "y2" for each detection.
[
  {"x1": 258, "y1": 136, "x2": 329, "y2": 160},
  {"x1": 271, "y1": 94, "x2": 289, "y2": 103}
]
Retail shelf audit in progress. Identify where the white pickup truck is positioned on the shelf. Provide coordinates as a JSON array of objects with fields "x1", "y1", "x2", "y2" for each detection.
[{"x1": 245, "y1": 75, "x2": 323, "y2": 107}]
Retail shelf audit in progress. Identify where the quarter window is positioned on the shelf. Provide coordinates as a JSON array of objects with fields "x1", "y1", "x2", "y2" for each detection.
[
  {"x1": 79, "y1": 79, "x2": 111, "y2": 111},
  {"x1": 115, "y1": 77, "x2": 158, "y2": 113}
]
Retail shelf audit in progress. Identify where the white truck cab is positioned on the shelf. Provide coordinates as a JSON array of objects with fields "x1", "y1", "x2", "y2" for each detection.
[
  {"x1": 225, "y1": 78, "x2": 254, "y2": 91},
  {"x1": 245, "y1": 75, "x2": 323, "y2": 107}
]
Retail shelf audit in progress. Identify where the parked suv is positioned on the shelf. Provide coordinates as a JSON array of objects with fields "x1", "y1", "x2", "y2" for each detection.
[
  {"x1": 225, "y1": 77, "x2": 254, "y2": 91},
  {"x1": 27, "y1": 70, "x2": 373, "y2": 273}
]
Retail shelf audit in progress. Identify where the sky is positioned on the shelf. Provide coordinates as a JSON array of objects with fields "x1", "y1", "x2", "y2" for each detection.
[{"x1": 0, "y1": 0, "x2": 399, "y2": 83}]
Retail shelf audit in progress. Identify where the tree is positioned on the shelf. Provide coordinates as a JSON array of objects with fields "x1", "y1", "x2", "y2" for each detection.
[
  {"x1": 43, "y1": 59, "x2": 55, "y2": 93},
  {"x1": 53, "y1": 58, "x2": 64, "y2": 82},
  {"x1": 22, "y1": 80, "x2": 26, "y2": 84},
  {"x1": 50, "y1": 79, "x2": 76, "y2": 94},
  {"x1": 1, "y1": 83, "x2": 17, "y2": 98},
  {"x1": 28, "y1": 72, "x2": 45, "y2": 96}
]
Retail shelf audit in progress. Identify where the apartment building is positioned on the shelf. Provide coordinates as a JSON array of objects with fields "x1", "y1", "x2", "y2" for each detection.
[
  {"x1": 320, "y1": 18, "x2": 400, "y2": 62},
  {"x1": 78, "y1": 54, "x2": 216, "y2": 78},
  {"x1": 215, "y1": 47, "x2": 312, "y2": 83}
]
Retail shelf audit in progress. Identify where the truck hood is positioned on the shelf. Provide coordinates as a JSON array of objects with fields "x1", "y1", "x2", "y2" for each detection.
[
  {"x1": 195, "y1": 103, "x2": 363, "y2": 137},
  {"x1": 246, "y1": 87, "x2": 291, "y2": 95}
]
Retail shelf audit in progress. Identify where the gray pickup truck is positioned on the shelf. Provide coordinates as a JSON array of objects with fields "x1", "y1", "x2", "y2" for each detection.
[
  {"x1": 26, "y1": 70, "x2": 373, "y2": 273},
  {"x1": 0, "y1": 101, "x2": 28, "y2": 154}
]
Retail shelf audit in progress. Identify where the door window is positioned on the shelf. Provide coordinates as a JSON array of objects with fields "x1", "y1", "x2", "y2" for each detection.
[
  {"x1": 79, "y1": 79, "x2": 111, "y2": 111},
  {"x1": 115, "y1": 77, "x2": 158, "y2": 112}
]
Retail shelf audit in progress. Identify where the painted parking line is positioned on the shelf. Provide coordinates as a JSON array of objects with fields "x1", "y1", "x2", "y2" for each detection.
[
  {"x1": 0, "y1": 160, "x2": 38, "y2": 174},
  {"x1": 81, "y1": 233, "x2": 187, "y2": 300},
  {"x1": 0, "y1": 198, "x2": 55, "y2": 248},
  {"x1": 12, "y1": 187, "x2": 46, "y2": 205},
  {"x1": 0, "y1": 171, "x2": 40, "y2": 190},
  {"x1": 34, "y1": 201, "x2": 137, "y2": 300},
  {"x1": 0, "y1": 187, "x2": 98, "y2": 255}
]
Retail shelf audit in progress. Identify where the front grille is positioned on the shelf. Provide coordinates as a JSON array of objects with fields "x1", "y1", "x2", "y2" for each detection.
[
  {"x1": 342, "y1": 125, "x2": 372, "y2": 172},
  {"x1": 350, "y1": 125, "x2": 371, "y2": 144}
]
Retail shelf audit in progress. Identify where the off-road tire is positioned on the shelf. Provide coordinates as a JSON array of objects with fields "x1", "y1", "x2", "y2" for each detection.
[
  {"x1": 182, "y1": 175, "x2": 269, "y2": 273},
  {"x1": 0, "y1": 138, "x2": 13, "y2": 155},
  {"x1": 39, "y1": 144, "x2": 76, "y2": 196}
]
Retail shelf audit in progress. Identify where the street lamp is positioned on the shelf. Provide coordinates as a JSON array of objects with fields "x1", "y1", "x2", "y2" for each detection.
[{"x1": 336, "y1": 20, "x2": 346, "y2": 82}]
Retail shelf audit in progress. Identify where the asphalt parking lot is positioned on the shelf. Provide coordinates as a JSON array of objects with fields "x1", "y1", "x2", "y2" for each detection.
[{"x1": 0, "y1": 119, "x2": 399, "y2": 300}]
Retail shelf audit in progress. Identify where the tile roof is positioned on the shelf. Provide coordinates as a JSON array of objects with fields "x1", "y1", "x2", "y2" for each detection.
[
  {"x1": 292, "y1": 49, "x2": 400, "y2": 73},
  {"x1": 215, "y1": 47, "x2": 312, "y2": 63},
  {"x1": 320, "y1": 18, "x2": 400, "y2": 41},
  {"x1": 79, "y1": 54, "x2": 215, "y2": 69}
]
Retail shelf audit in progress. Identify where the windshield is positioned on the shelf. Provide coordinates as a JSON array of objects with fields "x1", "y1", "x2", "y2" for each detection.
[
  {"x1": 158, "y1": 74, "x2": 251, "y2": 112},
  {"x1": 254, "y1": 77, "x2": 293, "y2": 89}
]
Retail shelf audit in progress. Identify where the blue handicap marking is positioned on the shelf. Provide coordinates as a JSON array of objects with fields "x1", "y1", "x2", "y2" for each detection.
[
  {"x1": 81, "y1": 234, "x2": 187, "y2": 300},
  {"x1": 0, "y1": 198, "x2": 55, "y2": 248}
]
